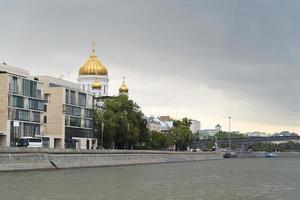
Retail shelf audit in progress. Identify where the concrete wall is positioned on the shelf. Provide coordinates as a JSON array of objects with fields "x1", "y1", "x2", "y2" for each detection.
[
  {"x1": 0, "y1": 148, "x2": 223, "y2": 171},
  {"x1": 43, "y1": 87, "x2": 65, "y2": 149}
]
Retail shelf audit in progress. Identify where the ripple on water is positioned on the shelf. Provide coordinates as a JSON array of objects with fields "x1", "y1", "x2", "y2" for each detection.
[{"x1": 0, "y1": 158, "x2": 300, "y2": 200}]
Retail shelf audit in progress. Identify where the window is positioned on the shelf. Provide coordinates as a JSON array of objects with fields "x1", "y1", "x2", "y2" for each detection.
[
  {"x1": 23, "y1": 79, "x2": 37, "y2": 97},
  {"x1": 11, "y1": 95, "x2": 24, "y2": 108},
  {"x1": 65, "y1": 116, "x2": 68, "y2": 126},
  {"x1": 44, "y1": 105, "x2": 47, "y2": 112},
  {"x1": 84, "y1": 109, "x2": 93, "y2": 118},
  {"x1": 28, "y1": 99, "x2": 44, "y2": 111},
  {"x1": 44, "y1": 94, "x2": 50, "y2": 103},
  {"x1": 10, "y1": 76, "x2": 18, "y2": 93},
  {"x1": 23, "y1": 123, "x2": 40, "y2": 136},
  {"x1": 65, "y1": 89, "x2": 70, "y2": 104},
  {"x1": 70, "y1": 90, "x2": 76, "y2": 105},
  {"x1": 65, "y1": 105, "x2": 81, "y2": 116},
  {"x1": 84, "y1": 119, "x2": 92, "y2": 128},
  {"x1": 70, "y1": 117, "x2": 81, "y2": 127},
  {"x1": 32, "y1": 112, "x2": 41, "y2": 122},
  {"x1": 44, "y1": 116, "x2": 47, "y2": 123},
  {"x1": 18, "y1": 110, "x2": 30, "y2": 121},
  {"x1": 78, "y1": 93, "x2": 86, "y2": 107}
]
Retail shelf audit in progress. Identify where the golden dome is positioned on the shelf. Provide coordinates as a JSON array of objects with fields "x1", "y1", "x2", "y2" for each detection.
[
  {"x1": 91, "y1": 79, "x2": 102, "y2": 90},
  {"x1": 79, "y1": 50, "x2": 108, "y2": 76},
  {"x1": 119, "y1": 78, "x2": 129, "y2": 93}
]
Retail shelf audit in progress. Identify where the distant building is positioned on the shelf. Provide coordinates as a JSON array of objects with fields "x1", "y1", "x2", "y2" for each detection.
[
  {"x1": 159, "y1": 116, "x2": 171, "y2": 121},
  {"x1": 146, "y1": 117, "x2": 161, "y2": 132},
  {"x1": 246, "y1": 131, "x2": 267, "y2": 137},
  {"x1": 215, "y1": 124, "x2": 222, "y2": 132},
  {"x1": 190, "y1": 120, "x2": 201, "y2": 134},
  {"x1": 197, "y1": 124, "x2": 222, "y2": 138},
  {"x1": 272, "y1": 131, "x2": 298, "y2": 137},
  {"x1": 146, "y1": 116, "x2": 173, "y2": 133},
  {"x1": 159, "y1": 116, "x2": 173, "y2": 133},
  {"x1": 160, "y1": 120, "x2": 173, "y2": 133}
]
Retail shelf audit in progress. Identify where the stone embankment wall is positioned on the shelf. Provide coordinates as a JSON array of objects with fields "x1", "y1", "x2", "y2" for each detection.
[
  {"x1": 278, "y1": 152, "x2": 300, "y2": 157},
  {"x1": 0, "y1": 148, "x2": 223, "y2": 171},
  {"x1": 237, "y1": 151, "x2": 300, "y2": 158}
]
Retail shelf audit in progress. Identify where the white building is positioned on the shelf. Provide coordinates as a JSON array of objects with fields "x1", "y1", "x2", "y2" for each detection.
[
  {"x1": 146, "y1": 116, "x2": 173, "y2": 133},
  {"x1": 198, "y1": 124, "x2": 222, "y2": 137},
  {"x1": 146, "y1": 117, "x2": 161, "y2": 132},
  {"x1": 215, "y1": 124, "x2": 222, "y2": 132},
  {"x1": 190, "y1": 119, "x2": 201, "y2": 134},
  {"x1": 246, "y1": 131, "x2": 267, "y2": 137}
]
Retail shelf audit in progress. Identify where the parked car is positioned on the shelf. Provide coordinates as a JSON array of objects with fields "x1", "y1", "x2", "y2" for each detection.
[{"x1": 17, "y1": 137, "x2": 43, "y2": 148}]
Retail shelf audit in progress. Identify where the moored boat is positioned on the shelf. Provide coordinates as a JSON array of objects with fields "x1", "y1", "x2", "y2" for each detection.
[{"x1": 265, "y1": 152, "x2": 278, "y2": 158}]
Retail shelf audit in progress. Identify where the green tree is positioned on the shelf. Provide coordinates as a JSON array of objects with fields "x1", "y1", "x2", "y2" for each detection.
[
  {"x1": 94, "y1": 95, "x2": 150, "y2": 149},
  {"x1": 169, "y1": 118, "x2": 192, "y2": 151},
  {"x1": 149, "y1": 131, "x2": 173, "y2": 150}
]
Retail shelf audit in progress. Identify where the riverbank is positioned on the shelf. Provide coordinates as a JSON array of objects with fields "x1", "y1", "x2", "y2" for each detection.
[
  {"x1": 237, "y1": 151, "x2": 300, "y2": 158},
  {"x1": 0, "y1": 147, "x2": 223, "y2": 171}
]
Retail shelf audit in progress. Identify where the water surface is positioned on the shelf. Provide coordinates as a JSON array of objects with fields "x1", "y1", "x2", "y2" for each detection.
[{"x1": 1, "y1": 158, "x2": 299, "y2": 200}]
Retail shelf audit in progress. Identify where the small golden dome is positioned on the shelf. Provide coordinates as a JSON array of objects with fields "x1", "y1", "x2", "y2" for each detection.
[
  {"x1": 119, "y1": 78, "x2": 129, "y2": 93},
  {"x1": 91, "y1": 79, "x2": 102, "y2": 90},
  {"x1": 119, "y1": 83, "x2": 128, "y2": 93},
  {"x1": 79, "y1": 50, "x2": 108, "y2": 76}
]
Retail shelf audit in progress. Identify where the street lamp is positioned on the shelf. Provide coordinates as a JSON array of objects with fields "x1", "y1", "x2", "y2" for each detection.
[
  {"x1": 101, "y1": 121, "x2": 104, "y2": 149},
  {"x1": 228, "y1": 116, "x2": 231, "y2": 149},
  {"x1": 123, "y1": 111, "x2": 128, "y2": 149}
]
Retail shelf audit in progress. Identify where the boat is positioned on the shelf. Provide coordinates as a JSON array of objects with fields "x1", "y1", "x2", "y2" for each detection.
[
  {"x1": 223, "y1": 152, "x2": 237, "y2": 158},
  {"x1": 265, "y1": 152, "x2": 278, "y2": 158}
]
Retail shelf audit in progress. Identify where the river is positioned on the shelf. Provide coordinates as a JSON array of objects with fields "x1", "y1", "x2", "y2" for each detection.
[{"x1": 0, "y1": 158, "x2": 299, "y2": 200}]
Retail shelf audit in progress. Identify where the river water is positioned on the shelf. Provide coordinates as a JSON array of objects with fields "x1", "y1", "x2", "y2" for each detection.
[{"x1": 0, "y1": 158, "x2": 299, "y2": 200}]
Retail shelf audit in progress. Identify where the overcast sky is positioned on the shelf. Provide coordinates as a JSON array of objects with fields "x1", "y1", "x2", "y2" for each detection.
[{"x1": 0, "y1": 0, "x2": 299, "y2": 133}]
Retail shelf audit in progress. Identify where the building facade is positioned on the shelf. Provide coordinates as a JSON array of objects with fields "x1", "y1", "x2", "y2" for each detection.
[
  {"x1": 38, "y1": 76, "x2": 97, "y2": 149},
  {"x1": 146, "y1": 117, "x2": 161, "y2": 132},
  {"x1": 0, "y1": 63, "x2": 45, "y2": 147}
]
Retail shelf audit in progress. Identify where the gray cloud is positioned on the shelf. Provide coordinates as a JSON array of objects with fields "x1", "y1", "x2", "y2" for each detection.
[{"x1": 0, "y1": 0, "x2": 299, "y2": 132}]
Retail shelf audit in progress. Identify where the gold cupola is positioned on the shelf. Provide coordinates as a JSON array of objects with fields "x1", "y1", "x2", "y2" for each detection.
[
  {"x1": 79, "y1": 49, "x2": 108, "y2": 76},
  {"x1": 119, "y1": 77, "x2": 129, "y2": 94},
  {"x1": 91, "y1": 79, "x2": 102, "y2": 90}
]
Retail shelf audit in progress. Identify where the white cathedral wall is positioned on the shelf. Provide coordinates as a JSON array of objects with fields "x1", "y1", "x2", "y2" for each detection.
[{"x1": 78, "y1": 75, "x2": 109, "y2": 96}]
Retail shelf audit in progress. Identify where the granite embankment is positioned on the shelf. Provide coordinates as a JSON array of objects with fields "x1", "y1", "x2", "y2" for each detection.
[
  {"x1": 237, "y1": 151, "x2": 300, "y2": 158},
  {"x1": 0, "y1": 148, "x2": 223, "y2": 171}
]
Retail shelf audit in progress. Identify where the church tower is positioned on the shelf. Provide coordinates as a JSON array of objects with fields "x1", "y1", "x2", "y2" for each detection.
[
  {"x1": 78, "y1": 42, "x2": 109, "y2": 96},
  {"x1": 119, "y1": 77, "x2": 129, "y2": 96}
]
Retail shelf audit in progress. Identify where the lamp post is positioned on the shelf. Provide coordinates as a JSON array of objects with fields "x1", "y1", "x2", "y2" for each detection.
[
  {"x1": 101, "y1": 121, "x2": 104, "y2": 149},
  {"x1": 228, "y1": 116, "x2": 231, "y2": 149},
  {"x1": 123, "y1": 111, "x2": 128, "y2": 149}
]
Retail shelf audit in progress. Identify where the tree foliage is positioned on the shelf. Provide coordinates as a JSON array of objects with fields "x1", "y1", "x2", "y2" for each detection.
[
  {"x1": 94, "y1": 95, "x2": 149, "y2": 149},
  {"x1": 169, "y1": 118, "x2": 193, "y2": 151},
  {"x1": 150, "y1": 131, "x2": 173, "y2": 150},
  {"x1": 248, "y1": 141, "x2": 300, "y2": 152}
]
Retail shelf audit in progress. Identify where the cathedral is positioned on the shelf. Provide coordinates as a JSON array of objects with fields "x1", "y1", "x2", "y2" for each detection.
[{"x1": 77, "y1": 46, "x2": 129, "y2": 99}]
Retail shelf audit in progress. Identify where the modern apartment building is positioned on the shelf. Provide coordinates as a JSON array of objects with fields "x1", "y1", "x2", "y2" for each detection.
[
  {"x1": 0, "y1": 63, "x2": 45, "y2": 147},
  {"x1": 38, "y1": 76, "x2": 97, "y2": 149}
]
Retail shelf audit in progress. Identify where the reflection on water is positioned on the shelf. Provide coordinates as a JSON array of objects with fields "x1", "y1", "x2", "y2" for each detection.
[{"x1": 0, "y1": 158, "x2": 300, "y2": 200}]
